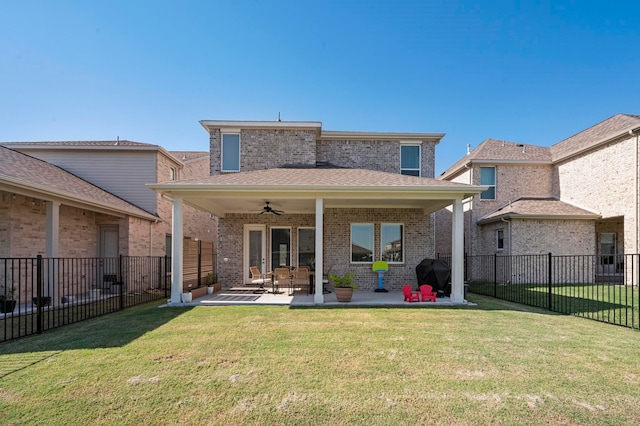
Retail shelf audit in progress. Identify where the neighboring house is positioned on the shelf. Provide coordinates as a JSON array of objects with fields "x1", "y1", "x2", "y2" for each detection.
[
  {"x1": 435, "y1": 113, "x2": 640, "y2": 281},
  {"x1": 149, "y1": 120, "x2": 486, "y2": 305},
  {"x1": 0, "y1": 145, "x2": 158, "y2": 260},
  {"x1": 1, "y1": 141, "x2": 216, "y2": 259}
]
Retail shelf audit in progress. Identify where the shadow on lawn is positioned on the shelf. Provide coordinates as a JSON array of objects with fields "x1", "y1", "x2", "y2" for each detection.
[{"x1": 0, "y1": 302, "x2": 192, "y2": 355}]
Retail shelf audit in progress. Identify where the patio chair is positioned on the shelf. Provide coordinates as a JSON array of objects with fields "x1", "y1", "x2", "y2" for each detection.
[
  {"x1": 292, "y1": 266, "x2": 310, "y2": 295},
  {"x1": 250, "y1": 266, "x2": 271, "y2": 293},
  {"x1": 419, "y1": 284, "x2": 437, "y2": 303},
  {"x1": 274, "y1": 267, "x2": 292, "y2": 295},
  {"x1": 322, "y1": 265, "x2": 333, "y2": 294},
  {"x1": 402, "y1": 285, "x2": 420, "y2": 303}
]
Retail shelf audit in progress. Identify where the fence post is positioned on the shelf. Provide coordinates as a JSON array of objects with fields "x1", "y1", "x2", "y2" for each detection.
[
  {"x1": 119, "y1": 255, "x2": 124, "y2": 310},
  {"x1": 197, "y1": 240, "x2": 202, "y2": 288},
  {"x1": 548, "y1": 252, "x2": 553, "y2": 311},
  {"x1": 493, "y1": 254, "x2": 497, "y2": 297},
  {"x1": 164, "y1": 255, "x2": 169, "y2": 298},
  {"x1": 36, "y1": 255, "x2": 43, "y2": 334}
]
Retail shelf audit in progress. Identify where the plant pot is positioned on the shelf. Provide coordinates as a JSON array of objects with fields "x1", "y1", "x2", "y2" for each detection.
[
  {"x1": 181, "y1": 292, "x2": 192, "y2": 303},
  {"x1": 0, "y1": 300, "x2": 17, "y2": 313},
  {"x1": 207, "y1": 286, "x2": 214, "y2": 295},
  {"x1": 334, "y1": 287, "x2": 354, "y2": 303},
  {"x1": 32, "y1": 296, "x2": 51, "y2": 307}
]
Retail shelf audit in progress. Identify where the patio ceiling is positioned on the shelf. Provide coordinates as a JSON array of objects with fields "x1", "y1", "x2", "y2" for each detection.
[{"x1": 149, "y1": 168, "x2": 486, "y2": 218}]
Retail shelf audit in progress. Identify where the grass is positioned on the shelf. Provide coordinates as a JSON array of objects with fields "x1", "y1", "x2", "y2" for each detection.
[
  {"x1": 471, "y1": 282, "x2": 640, "y2": 327},
  {"x1": 1, "y1": 296, "x2": 640, "y2": 425}
]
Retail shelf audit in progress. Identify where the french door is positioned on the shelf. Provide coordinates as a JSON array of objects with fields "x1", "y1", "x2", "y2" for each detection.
[{"x1": 244, "y1": 225, "x2": 267, "y2": 284}]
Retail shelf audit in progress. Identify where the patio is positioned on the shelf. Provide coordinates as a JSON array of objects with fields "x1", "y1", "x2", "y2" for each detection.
[{"x1": 169, "y1": 287, "x2": 475, "y2": 308}]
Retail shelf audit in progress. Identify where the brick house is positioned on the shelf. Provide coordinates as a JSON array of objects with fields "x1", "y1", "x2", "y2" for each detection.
[
  {"x1": 149, "y1": 120, "x2": 486, "y2": 305},
  {"x1": 0, "y1": 141, "x2": 216, "y2": 259},
  {"x1": 435, "y1": 114, "x2": 640, "y2": 279}
]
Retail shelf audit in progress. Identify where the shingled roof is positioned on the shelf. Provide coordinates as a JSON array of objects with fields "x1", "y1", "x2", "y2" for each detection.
[
  {"x1": 439, "y1": 139, "x2": 552, "y2": 179},
  {"x1": 477, "y1": 197, "x2": 600, "y2": 224},
  {"x1": 0, "y1": 146, "x2": 157, "y2": 220},
  {"x1": 153, "y1": 167, "x2": 479, "y2": 189},
  {"x1": 549, "y1": 114, "x2": 640, "y2": 162}
]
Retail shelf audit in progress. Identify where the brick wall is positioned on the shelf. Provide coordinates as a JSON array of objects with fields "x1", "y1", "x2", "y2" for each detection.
[
  {"x1": 317, "y1": 139, "x2": 436, "y2": 177},
  {"x1": 209, "y1": 128, "x2": 318, "y2": 175},
  {"x1": 217, "y1": 208, "x2": 432, "y2": 291},
  {"x1": 556, "y1": 135, "x2": 638, "y2": 253}
]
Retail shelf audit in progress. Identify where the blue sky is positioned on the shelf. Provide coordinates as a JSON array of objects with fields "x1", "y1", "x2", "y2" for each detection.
[{"x1": 1, "y1": 0, "x2": 639, "y2": 175}]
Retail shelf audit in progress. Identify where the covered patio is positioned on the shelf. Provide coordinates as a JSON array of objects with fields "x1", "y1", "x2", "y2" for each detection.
[
  {"x1": 148, "y1": 167, "x2": 485, "y2": 306},
  {"x1": 173, "y1": 287, "x2": 472, "y2": 308}
]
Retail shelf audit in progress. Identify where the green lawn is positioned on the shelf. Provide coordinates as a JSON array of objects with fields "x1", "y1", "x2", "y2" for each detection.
[
  {"x1": 1, "y1": 295, "x2": 639, "y2": 425},
  {"x1": 471, "y1": 282, "x2": 640, "y2": 328}
]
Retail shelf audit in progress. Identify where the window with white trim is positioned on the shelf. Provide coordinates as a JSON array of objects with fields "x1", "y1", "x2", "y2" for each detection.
[
  {"x1": 480, "y1": 166, "x2": 496, "y2": 200},
  {"x1": 496, "y1": 229, "x2": 504, "y2": 250},
  {"x1": 381, "y1": 223, "x2": 403, "y2": 263},
  {"x1": 400, "y1": 144, "x2": 421, "y2": 176},
  {"x1": 351, "y1": 224, "x2": 373, "y2": 263},
  {"x1": 169, "y1": 166, "x2": 177, "y2": 181},
  {"x1": 221, "y1": 133, "x2": 240, "y2": 172}
]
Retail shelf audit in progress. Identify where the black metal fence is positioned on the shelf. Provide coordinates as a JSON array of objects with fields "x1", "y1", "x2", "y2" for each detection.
[
  {"x1": 0, "y1": 255, "x2": 169, "y2": 343},
  {"x1": 460, "y1": 253, "x2": 640, "y2": 329}
]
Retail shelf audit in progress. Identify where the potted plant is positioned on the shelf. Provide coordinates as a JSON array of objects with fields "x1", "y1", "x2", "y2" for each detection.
[
  {"x1": 32, "y1": 296, "x2": 51, "y2": 307},
  {"x1": 205, "y1": 272, "x2": 215, "y2": 294},
  {"x1": 0, "y1": 286, "x2": 17, "y2": 314},
  {"x1": 329, "y1": 272, "x2": 357, "y2": 302}
]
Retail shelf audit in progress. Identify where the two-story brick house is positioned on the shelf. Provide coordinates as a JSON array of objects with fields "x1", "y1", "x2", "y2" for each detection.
[
  {"x1": 149, "y1": 120, "x2": 486, "y2": 305},
  {"x1": 435, "y1": 113, "x2": 640, "y2": 281}
]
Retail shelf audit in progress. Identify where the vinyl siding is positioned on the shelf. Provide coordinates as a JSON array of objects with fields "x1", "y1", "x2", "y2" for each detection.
[{"x1": 12, "y1": 150, "x2": 158, "y2": 214}]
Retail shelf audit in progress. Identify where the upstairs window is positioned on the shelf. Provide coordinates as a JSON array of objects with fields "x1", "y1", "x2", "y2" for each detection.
[
  {"x1": 400, "y1": 145, "x2": 421, "y2": 176},
  {"x1": 480, "y1": 167, "x2": 496, "y2": 200},
  {"x1": 221, "y1": 133, "x2": 240, "y2": 172},
  {"x1": 169, "y1": 166, "x2": 177, "y2": 181}
]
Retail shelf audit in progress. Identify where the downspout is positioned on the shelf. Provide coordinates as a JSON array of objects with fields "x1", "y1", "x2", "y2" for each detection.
[
  {"x1": 635, "y1": 130, "x2": 639, "y2": 254},
  {"x1": 150, "y1": 219, "x2": 159, "y2": 257}
]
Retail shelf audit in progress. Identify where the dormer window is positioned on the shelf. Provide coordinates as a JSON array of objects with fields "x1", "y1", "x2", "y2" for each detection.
[
  {"x1": 400, "y1": 144, "x2": 421, "y2": 176},
  {"x1": 221, "y1": 133, "x2": 241, "y2": 172},
  {"x1": 169, "y1": 166, "x2": 177, "y2": 181}
]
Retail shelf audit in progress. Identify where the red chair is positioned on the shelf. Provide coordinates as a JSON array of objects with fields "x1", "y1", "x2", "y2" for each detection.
[
  {"x1": 402, "y1": 285, "x2": 420, "y2": 303},
  {"x1": 419, "y1": 284, "x2": 437, "y2": 302}
]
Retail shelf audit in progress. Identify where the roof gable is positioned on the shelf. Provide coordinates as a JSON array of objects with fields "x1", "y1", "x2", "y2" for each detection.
[
  {"x1": 550, "y1": 114, "x2": 640, "y2": 161},
  {"x1": 439, "y1": 139, "x2": 552, "y2": 180},
  {"x1": 477, "y1": 196, "x2": 600, "y2": 224}
]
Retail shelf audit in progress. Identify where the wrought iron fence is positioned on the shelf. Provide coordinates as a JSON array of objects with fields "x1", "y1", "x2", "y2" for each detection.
[
  {"x1": 462, "y1": 253, "x2": 640, "y2": 329},
  {"x1": 0, "y1": 255, "x2": 169, "y2": 343}
]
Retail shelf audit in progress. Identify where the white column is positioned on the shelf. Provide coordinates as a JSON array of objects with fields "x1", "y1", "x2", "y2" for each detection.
[
  {"x1": 450, "y1": 197, "x2": 465, "y2": 303},
  {"x1": 171, "y1": 196, "x2": 184, "y2": 304},
  {"x1": 314, "y1": 198, "x2": 324, "y2": 304},
  {"x1": 45, "y1": 201, "x2": 60, "y2": 298}
]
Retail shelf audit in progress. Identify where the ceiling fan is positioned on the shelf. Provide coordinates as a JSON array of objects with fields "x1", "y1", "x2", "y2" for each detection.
[{"x1": 259, "y1": 202, "x2": 284, "y2": 215}]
